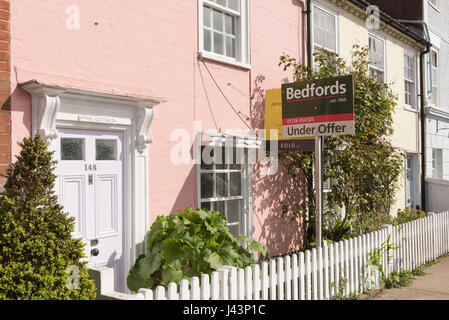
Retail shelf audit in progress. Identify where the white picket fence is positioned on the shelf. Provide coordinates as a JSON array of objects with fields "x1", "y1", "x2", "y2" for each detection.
[{"x1": 133, "y1": 211, "x2": 449, "y2": 300}]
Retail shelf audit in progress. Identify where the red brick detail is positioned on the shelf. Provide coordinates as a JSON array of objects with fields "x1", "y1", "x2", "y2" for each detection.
[{"x1": 0, "y1": 0, "x2": 10, "y2": 190}]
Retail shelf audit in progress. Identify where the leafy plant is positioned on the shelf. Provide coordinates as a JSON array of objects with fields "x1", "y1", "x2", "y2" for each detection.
[
  {"x1": 127, "y1": 207, "x2": 267, "y2": 292},
  {"x1": 278, "y1": 45, "x2": 403, "y2": 246},
  {"x1": 384, "y1": 270, "x2": 413, "y2": 289},
  {"x1": 411, "y1": 266, "x2": 424, "y2": 276},
  {"x1": 394, "y1": 208, "x2": 426, "y2": 225},
  {"x1": 0, "y1": 134, "x2": 96, "y2": 300},
  {"x1": 330, "y1": 276, "x2": 359, "y2": 300},
  {"x1": 364, "y1": 235, "x2": 397, "y2": 289}
]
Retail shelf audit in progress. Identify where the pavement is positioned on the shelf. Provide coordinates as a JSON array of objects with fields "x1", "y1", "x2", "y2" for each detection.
[{"x1": 370, "y1": 255, "x2": 449, "y2": 300}]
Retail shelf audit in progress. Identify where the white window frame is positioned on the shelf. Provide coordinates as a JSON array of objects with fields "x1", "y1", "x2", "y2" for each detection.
[
  {"x1": 432, "y1": 148, "x2": 443, "y2": 179},
  {"x1": 431, "y1": 49, "x2": 440, "y2": 107},
  {"x1": 198, "y1": 0, "x2": 250, "y2": 69},
  {"x1": 197, "y1": 144, "x2": 253, "y2": 238},
  {"x1": 368, "y1": 33, "x2": 386, "y2": 83},
  {"x1": 404, "y1": 50, "x2": 418, "y2": 111},
  {"x1": 311, "y1": 2, "x2": 339, "y2": 67}
]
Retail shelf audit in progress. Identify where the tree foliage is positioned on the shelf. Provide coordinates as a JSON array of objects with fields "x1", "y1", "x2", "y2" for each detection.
[
  {"x1": 127, "y1": 207, "x2": 267, "y2": 292},
  {"x1": 278, "y1": 45, "x2": 403, "y2": 245},
  {"x1": 0, "y1": 134, "x2": 96, "y2": 300}
]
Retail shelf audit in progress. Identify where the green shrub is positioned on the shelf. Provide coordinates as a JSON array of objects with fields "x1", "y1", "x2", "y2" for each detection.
[
  {"x1": 0, "y1": 135, "x2": 96, "y2": 300},
  {"x1": 384, "y1": 270, "x2": 413, "y2": 289},
  {"x1": 395, "y1": 208, "x2": 426, "y2": 225},
  {"x1": 127, "y1": 207, "x2": 267, "y2": 292},
  {"x1": 411, "y1": 266, "x2": 425, "y2": 276}
]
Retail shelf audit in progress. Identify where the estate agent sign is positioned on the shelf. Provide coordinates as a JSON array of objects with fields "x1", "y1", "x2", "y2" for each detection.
[
  {"x1": 281, "y1": 75, "x2": 354, "y2": 138},
  {"x1": 264, "y1": 88, "x2": 315, "y2": 152}
]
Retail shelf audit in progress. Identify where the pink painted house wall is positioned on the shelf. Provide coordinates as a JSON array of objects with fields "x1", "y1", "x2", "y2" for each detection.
[{"x1": 10, "y1": 0, "x2": 307, "y2": 257}]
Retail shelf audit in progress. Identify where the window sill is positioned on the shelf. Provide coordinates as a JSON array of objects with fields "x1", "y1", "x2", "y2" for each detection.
[
  {"x1": 198, "y1": 50, "x2": 251, "y2": 70},
  {"x1": 404, "y1": 105, "x2": 419, "y2": 113}
]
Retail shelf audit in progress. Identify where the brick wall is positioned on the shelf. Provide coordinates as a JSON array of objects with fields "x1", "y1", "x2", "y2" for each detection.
[{"x1": 0, "y1": 0, "x2": 10, "y2": 188}]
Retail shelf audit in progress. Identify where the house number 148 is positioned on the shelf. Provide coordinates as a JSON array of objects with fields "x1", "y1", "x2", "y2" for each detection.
[{"x1": 85, "y1": 164, "x2": 97, "y2": 171}]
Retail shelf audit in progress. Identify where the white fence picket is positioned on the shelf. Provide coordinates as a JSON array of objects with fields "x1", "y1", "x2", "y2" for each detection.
[
  {"x1": 218, "y1": 268, "x2": 229, "y2": 300},
  {"x1": 245, "y1": 266, "x2": 253, "y2": 300},
  {"x1": 253, "y1": 264, "x2": 261, "y2": 300},
  {"x1": 237, "y1": 268, "x2": 245, "y2": 300},
  {"x1": 305, "y1": 250, "x2": 311, "y2": 300},
  {"x1": 299, "y1": 252, "x2": 305, "y2": 300},
  {"x1": 269, "y1": 259, "x2": 276, "y2": 300},
  {"x1": 323, "y1": 242, "x2": 329, "y2": 300},
  {"x1": 343, "y1": 240, "x2": 349, "y2": 296},
  {"x1": 229, "y1": 267, "x2": 238, "y2": 300},
  {"x1": 167, "y1": 282, "x2": 178, "y2": 300},
  {"x1": 138, "y1": 288, "x2": 153, "y2": 300},
  {"x1": 312, "y1": 248, "x2": 318, "y2": 300},
  {"x1": 349, "y1": 238, "x2": 354, "y2": 295},
  {"x1": 261, "y1": 261, "x2": 269, "y2": 300},
  {"x1": 285, "y1": 255, "x2": 292, "y2": 300},
  {"x1": 155, "y1": 285, "x2": 166, "y2": 300},
  {"x1": 277, "y1": 257, "x2": 284, "y2": 300},
  {"x1": 329, "y1": 243, "x2": 335, "y2": 298},
  {"x1": 317, "y1": 246, "x2": 323, "y2": 300},
  {"x1": 200, "y1": 274, "x2": 210, "y2": 300},
  {"x1": 179, "y1": 279, "x2": 190, "y2": 300},
  {"x1": 333, "y1": 242, "x2": 340, "y2": 297},
  {"x1": 292, "y1": 254, "x2": 299, "y2": 300},
  {"x1": 191, "y1": 277, "x2": 200, "y2": 300},
  {"x1": 211, "y1": 271, "x2": 220, "y2": 300}
]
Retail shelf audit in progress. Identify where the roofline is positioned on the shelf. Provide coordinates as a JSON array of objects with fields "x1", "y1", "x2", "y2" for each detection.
[{"x1": 347, "y1": 0, "x2": 431, "y2": 47}]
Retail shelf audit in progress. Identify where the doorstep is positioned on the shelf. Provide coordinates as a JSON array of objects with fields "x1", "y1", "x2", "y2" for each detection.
[{"x1": 88, "y1": 266, "x2": 141, "y2": 300}]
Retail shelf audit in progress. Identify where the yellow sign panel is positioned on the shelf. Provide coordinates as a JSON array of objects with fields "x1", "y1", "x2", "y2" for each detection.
[{"x1": 264, "y1": 88, "x2": 314, "y2": 151}]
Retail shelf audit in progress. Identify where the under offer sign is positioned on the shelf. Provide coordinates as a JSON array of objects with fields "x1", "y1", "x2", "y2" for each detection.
[{"x1": 281, "y1": 75, "x2": 355, "y2": 138}]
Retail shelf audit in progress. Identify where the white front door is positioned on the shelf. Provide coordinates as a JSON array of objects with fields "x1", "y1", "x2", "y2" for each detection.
[
  {"x1": 406, "y1": 155, "x2": 415, "y2": 209},
  {"x1": 55, "y1": 128, "x2": 125, "y2": 292}
]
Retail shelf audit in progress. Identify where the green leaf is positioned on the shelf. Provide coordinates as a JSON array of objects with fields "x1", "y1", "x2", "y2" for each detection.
[
  {"x1": 161, "y1": 268, "x2": 184, "y2": 286},
  {"x1": 127, "y1": 254, "x2": 154, "y2": 292},
  {"x1": 202, "y1": 249, "x2": 223, "y2": 270}
]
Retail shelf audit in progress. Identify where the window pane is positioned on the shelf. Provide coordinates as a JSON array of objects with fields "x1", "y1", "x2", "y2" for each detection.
[
  {"x1": 201, "y1": 201, "x2": 211, "y2": 210},
  {"x1": 369, "y1": 37, "x2": 384, "y2": 70},
  {"x1": 228, "y1": 224, "x2": 239, "y2": 237},
  {"x1": 216, "y1": 173, "x2": 228, "y2": 197},
  {"x1": 216, "y1": 147, "x2": 226, "y2": 169},
  {"x1": 226, "y1": 36, "x2": 235, "y2": 58},
  {"x1": 232, "y1": 148, "x2": 245, "y2": 169},
  {"x1": 313, "y1": 7, "x2": 335, "y2": 51},
  {"x1": 201, "y1": 146, "x2": 216, "y2": 169},
  {"x1": 214, "y1": 32, "x2": 224, "y2": 55},
  {"x1": 228, "y1": 0, "x2": 240, "y2": 11},
  {"x1": 432, "y1": 51, "x2": 438, "y2": 68},
  {"x1": 61, "y1": 138, "x2": 84, "y2": 161},
  {"x1": 217, "y1": 0, "x2": 226, "y2": 7},
  {"x1": 213, "y1": 9, "x2": 223, "y2": 32},
  {"x1": 214, "y1": 201, "x2": 225, "y2": 216},
  {"x1": 201, "y1": 173, "x2": 214, "y2": 198},
  {"x1": 230, "y1": 172, "x2": 242, "y2": 196},
  {"x1": 204, "y1": 29, "x2": 212, "y2": 52},
  {"x1": 225, "y1": 14, "x2": 235, "y2": 35},
  {"x1": 96, "y1": 139, "x2": 117, "y2": 161},
  {"x1": 227, "y1": 199, "x2": 241, "y2": 223},
  {"x1": 203, "y1": 6, "x2": 211, "y2": 27}
]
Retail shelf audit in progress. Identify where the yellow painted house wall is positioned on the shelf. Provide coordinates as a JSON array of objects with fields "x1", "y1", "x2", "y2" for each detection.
[{"x1": 315, "y1": 0, "x2": 423, "y2": 215}]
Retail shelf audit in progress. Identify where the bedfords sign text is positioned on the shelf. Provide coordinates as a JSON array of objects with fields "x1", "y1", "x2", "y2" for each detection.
[{"x1": 281, "y1": 75, "x2": 355, "y2": 137}]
